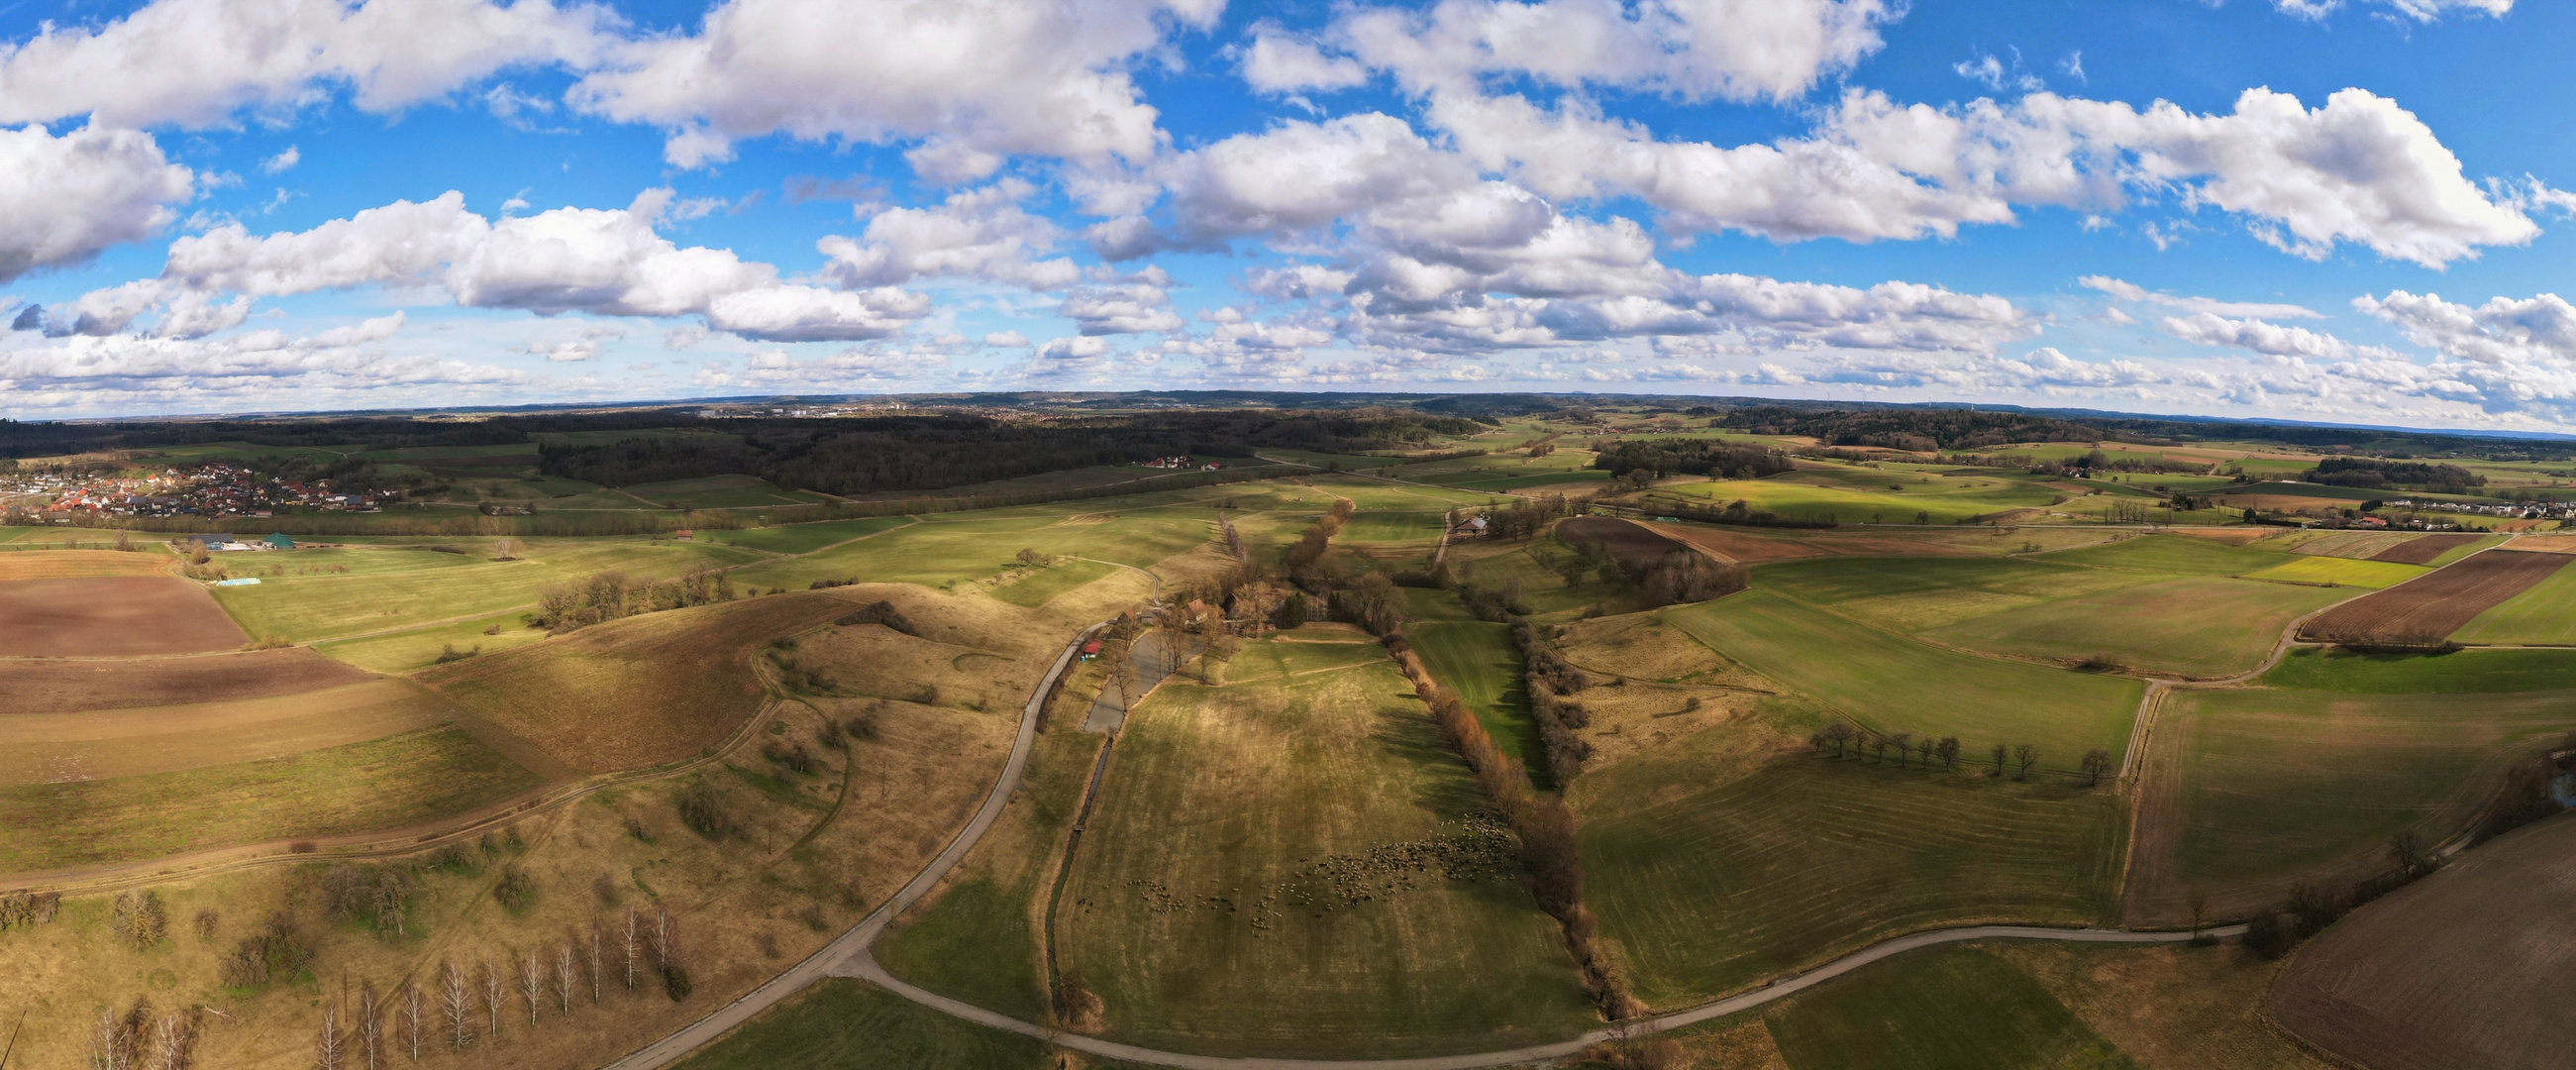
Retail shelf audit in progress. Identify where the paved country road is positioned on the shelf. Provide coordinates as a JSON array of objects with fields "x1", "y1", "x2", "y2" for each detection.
[{"x1": 602, "y1": 613, "x2": 2253, "y2": 1069}]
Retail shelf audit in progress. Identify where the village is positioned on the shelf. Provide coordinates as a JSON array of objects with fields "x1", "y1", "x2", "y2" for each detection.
[{"x1": 0, "y1": 462, "x2": 371, "y2": 521}]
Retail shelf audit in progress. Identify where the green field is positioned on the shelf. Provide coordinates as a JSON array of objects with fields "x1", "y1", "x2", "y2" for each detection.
[
  {"x1": 1665, "y1": 590, "x2": 2143, "y2": 764},
  {"x1": 704, "y1": 516, "x2": 914, "y2": 555},
  {"x1": 621, "y1": 474, "x2": 834, "y2": 508},
  {"x1": 2454, "y1": 558, "x2": 2576, "y2": 644},
  {"x1": 727, "y1": 511, "x2": 1212, "y2": 591},
  {"x1": 1663, "y1": 466, "x2": 2060, "y2": 525},
  {"x1": 0, "y1": 726, "x2": 541, "y2": 874},
  {"x1": 2239, "y1": 556, "x2": 2426, "y2": 588},
  {"x1": 988, "y1": 558, "x2": 1121, "y2": 607},
  {"x1": 1922, "y1": 577, "x2": 2344, "y2": 678},
  {"x1": 2041, "y1": 535, "x2": 2297, "y2": 576},
  {"x1": 312, "y1": 609, "x2": 550, "y2": 673},
  {"x1": 1582, "y1": 747, "x2": 2126, "y2": 1008},
  {"x1": 673, "y1": 979, "x2": 1079, "y2": 1070},
  {"x1": 2259, "y1": 646, "x2": 2576, "y2": 693},
  {"x1": 212, "y1": 539, "x2": 764, "y2": 642},
  {"x1": 2136, "y1": 687, "x2": 2576, "y2": 917},
  {"x1": 1754, "y1": 556, "x2": 2147, "y2": 633},
  {"x1": 1403, "y1": 616, "x2": 1544, "y2": 780},
  {"x1": 1763, "y1": 945, "x2": 2132, "y2": 1070},
  {"x1": 1058, "y1": 642, "x2": 1596, "y2": 1056},
  {"x1": 879, "y1": 730, "x2": 1105, "y2": 1021}
]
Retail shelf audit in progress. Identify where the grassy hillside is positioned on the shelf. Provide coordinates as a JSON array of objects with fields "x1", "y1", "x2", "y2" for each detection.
[
  {"x1": 1404, "y1": 613, "x2": 1545, "y2": 779},
  {"x1": 1057, "y1": 640, "x2": 1596, "y2": 1056}
]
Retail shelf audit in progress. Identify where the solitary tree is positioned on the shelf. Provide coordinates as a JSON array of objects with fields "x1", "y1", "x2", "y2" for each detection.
[
  {"x1": 2013, "y1": 744, "x2": 2039, "y2": 781},
  {"x1": 358, "y1": 979, "x2": 381, "y2": 1070},
  {"x1": 2080, "y1": 748, "x2": 2113, "y2": 787},
  {"x1": 1991, "y1": 743, "x2": 2009, "y2": 777},
  {"x1": 315, "y1": 1006, "x2": 344, "y2": 1070},
  {"x1": 481, "y1": 960, "x2": 505, "y2": 1038},
  {"x1": 2388, "y1": 831, "x2": 2430, "y2": 879},
  {"x1": 439, "y1": 962, "x2": 471, "y2": 1051},
  {"x1": 1821, "y1": 722, "x2": 1855, "y2": 758},
  {"x1": 624, "y1": 909, "x2": 641, "y2": 992},
  {"x1": 402, "y1": 981, "x2": 424, "y2": 1062},
  {"x1": 2186, "y1": 888, "x2": 2212, "y2": 942},
  {"x1": 521, "y1": 949, "x2": 545, "y2": 1026}
]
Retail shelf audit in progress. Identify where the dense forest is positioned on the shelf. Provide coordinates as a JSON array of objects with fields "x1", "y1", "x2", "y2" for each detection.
[
  {"x1": 2308, "y1": 457, "x2": 2486, "y2": 489},
  {"x1": 1717, "y1": 406, "x2": 2108, "y2": 451},
  {"x1": 1590, "y1": 439, "x2": 1794, "y2": 480}
]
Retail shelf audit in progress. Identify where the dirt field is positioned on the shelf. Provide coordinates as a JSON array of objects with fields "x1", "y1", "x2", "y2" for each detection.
[
  {"x1": 2172, "y1": 527, "x2": 2273, "y2": 544},
  {"x1": 2504, "y1": 534, "x2": 2576, "y2": 554},
  {"x1": 0, "y1": 577, "x2": 248, "y2": 655},
  {"x1": 1559, "y1": 516, "x2": 1689, "y2": 568},
  {"x1": 0, "y1": 549, "x2": 169, "y2": 580},
  {"x1": 2299, "y1": 550, "x2": 2572, "y2": 642},
  {"x1": 0, "y1": 647, "x2": 367, "y2": 715},
  {"x1": 2370, "y1": 532, "x2": 2487, "y2": 564},
  {"x1": 2289, "y1": 531, "x2": 2416, "y2": 560},
  {"x1": 2270, "y1": 817, "x2": 2576, "y2": 1070},
  {"x1": 1641, "y1": 522, "x2": 1826, "y2": 563},
  {"x1": 0, "y1": 678, "x2": 460, "y2": 783}
]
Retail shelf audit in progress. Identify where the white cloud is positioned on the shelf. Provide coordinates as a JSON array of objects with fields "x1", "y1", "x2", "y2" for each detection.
[
  {"x1": 1037, "y1": 335, "x2": 1112, "y2": 362},
  {"x1": 98, "y1": 187, "x2": 934, "y2": 343},
  {"x1": 2162, "y1": 311, "x2": 2407, "y2": 361},
  {"x1": 1953, "y1": 51, "x2": 2041, "y2": 94},
  {"x1": 260, "y1": 146, "x2": 300, "y2": 173},
  {"x1": 2078, "y1": 275, "x2": 2321, "y2": 319},
  {"x1": 1059, "y1": 283, "x2": 1184, "y2": 335},
  {"x1": 0, "y1": 0, "x2": 614, "y2": 129},
  {"x1": 2272, "y1": 0, "x2": 2512, "y2": 22},
  {"x1": 566, "y1": 0, "x2": 1220, "y2": 173},
  {"x1": 0, "y1": 310, "x2": 551, "y2": 410},
  {"x1": 982, "y1": 330, "x2": 1030, "y2": 348},
  {"x1": 1239, "y1": 25, "x2": 1369, "y2": 93},
  {"x1": 2355, "y1": 289, "x2": 2576, "y2": 366},
  {"x1": 1332, "y1": 0, "x2": 1899, "y2": 104},
  {"x1": 817, "y1": 180, "x2": 1082, "y2": 290},
  {"x1": 0, "y1": 124, "x2": 195, "y2": 282},
  {"x1": 689, "y1": 343, "x2": 952, "y2": 390}
]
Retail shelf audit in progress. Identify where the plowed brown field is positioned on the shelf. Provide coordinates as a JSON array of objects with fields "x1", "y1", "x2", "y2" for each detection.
[
  {"x1": 2271, "y1": 817, "x2": 2576, "y2": 1070},
  {"x1": 2369, "y1": 533, "x2": 2486, "y2": 565},
  {"x1": 2298, "y1": 550, "x2": 2571, "y2": 643},
  {"x1": 1558, "y1": 516, "x2": 1689, "y2": 569},
  {"x1": 0, "y1": 577, "x2": 247, "y2": 656},
  {"x1": 0, "y1": 550, "x2": 169, "y2": 581},
  {"x1": 0, "y1": 679, "x2": 458, "y2": 783},
  {"x1": 1640, "y1": 521, "x2": 1826, "y2": 563},
  {"x1": 0, "y1": 647, "x2": 367, "y2": 715}
]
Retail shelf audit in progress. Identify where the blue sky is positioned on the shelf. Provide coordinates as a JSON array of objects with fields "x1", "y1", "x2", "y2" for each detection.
[{"x1": 1, "y1": 0, "x2": 2571, "y2": 429}]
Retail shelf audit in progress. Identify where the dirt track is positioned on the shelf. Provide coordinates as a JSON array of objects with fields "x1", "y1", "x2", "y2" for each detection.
[
  {"x1": 0, "y1": 577, "x2": 247, "y2": 656},
  {"x1": 2300, "y1": 550, "x2": 2570, "y2": 642}
]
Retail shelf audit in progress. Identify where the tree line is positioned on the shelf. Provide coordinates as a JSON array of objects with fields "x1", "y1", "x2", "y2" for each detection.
[{"x1": 1806, "y1": 723, "x2": 2114, "y2": 787}]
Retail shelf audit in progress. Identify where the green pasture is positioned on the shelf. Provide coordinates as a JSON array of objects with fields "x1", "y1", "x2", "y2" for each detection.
[
  {"x1": 1662, "y1": 467, "x2": 2060, "y2": 525},
  {"x1": 1582, "y1": 746, "x2": 2125, "y2": 1009},
  {"x1": 213, "y1": 538, "x2": 764, "y2": 642},
  {"x1": 1753, "y1": 556, "x2": 2146, "y2": 633},
  {"x1": 879, "y1": 730, "x2": 1105, "y2": 1021},
  {"x1": 725, "y1": 512, "x2": 1212, "y2": 590},
  {"x1": 673, "y1": 979, "x2": 1101, "y2": 1070},
  {"x1": 1765, "y1": 944, "x2": 2132, "y2": 1070},
  {"x1": 702, "y1": 516, "x2": 914, "y2": 555},
  {"x1": 2454, "y1": 560, "x2": 2576, "y2": 644},
  {"x1": 988, "y1": 558, "x2": 1121, "y2": 607},
  {"x1": 2041, "y1": 534, "x2": 2295, "y2": 576},
  {"x1": 1059, "y1": 646, "x2": 1596, "y2": 1056},
  {"x1": 2150, "y1": 688, "x2": 2576, "y2": 904},
  {"x1": 2260, "y1": 646, "x2": 2576, "y2": 693},
  {"x1": 1214, "y1": 633, "x2": 1391, "y2": 683},
  {"x1": 1405, "y1": 615, "x2": 1545, "y2": 780},
  {"x1": 1254, "y1": 449, "x2": 1415, "y2": 470},
  {"x1": 620, "y1": 474, "x2": 832, "y2": 508},
  {"x1": 1922, "y1": 576, "x2": 2344, "y2": 677},
  {"x1": 1452, "y1": 540, "x2": 1637, "y2": 617},
  {"x1": 1336, "y1": 510, "x2": 1450, "y2": 545},
  {"x1": 1664, "y1": 591, "x2": 2142, "y2": 763},
  {"x1": 0, "y1": 726, "x2": 540, "y2": 875},
  {"x1": 313, "y1": 610, "x2": 551, "y2": 674},
  {"x1": 2240, "y1": 556, "x2": 2426, "y2": 588},
  {"x1": 1303, "y1": 473, "x2": 1498, "y2": 511}
]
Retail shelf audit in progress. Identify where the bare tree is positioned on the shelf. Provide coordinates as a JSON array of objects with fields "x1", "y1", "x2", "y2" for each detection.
[
  {"x1": 557, "y1": 941, "x2": 576, "y2": 1016},
  {"x1": 357, "y1": 981, "x2": 380, "y2": 1070},
  {"x1": 1915, "y1": 736, "x2": 1935, "y2": 768},
  {"x1": 151, "y1": 1010, "x2": 199, "y2": 1070},
  {"x1": 481, "y1": 960, "x2": 505, "y2": 1039},
  {"x1": 439, "y1": 962, "x2": 471, "y2": 1051},
  {"x1": 2186, "y1": 888, "x2": 2211, "y2": 941},
  {"x1": 2389, "y1": 831, "x2": 2430, "y2": 879},
  {"x1": 1991, "y1": 742, "x2": 2009, "y2": 776},
  {"x1": 2013, "y1": 744, "x2": 2039, "y2": 781},
  {"x1": 2078, "y1": 748, "x2": 2112, "y2": 787},
  {"x1": 652, "y1": 907, "x2": 675, "y2": 971},
  {"x1": 400, "y1": 982, "x2": 424, "y2": 1063},
  {"x1": 624, "y1": 909, "x2": 640, "y2": 992},
  {"x1": 314, "y1": 1005, "x2": 344, "y2": 1070},
  {"x1": 521, "y1": 949, "x2": 545, "y2": 1027},
  {"x1": 1888, "y1": 731, "x2": 1912, "y2": 768},
  {"x1": 1819, "y1": 722, "x2": 1855, "y2": 758},
  {"x1": 1936, "y1": 736, "x2": 1960, "y2": 770},
  {"x1": 588, "y1": 921, "x2": 603, "y2": 1005}
]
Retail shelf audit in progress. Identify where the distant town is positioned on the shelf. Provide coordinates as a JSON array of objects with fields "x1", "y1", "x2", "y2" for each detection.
[{"x1": 0, "y1": 463, "x2": 371, "y2": 521}]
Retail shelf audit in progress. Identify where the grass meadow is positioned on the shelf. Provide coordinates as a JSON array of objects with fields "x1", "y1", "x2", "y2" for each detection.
[
  {"x1": 213, "y1": 538, "x2": 764, "y2": 642},
  {"x1": 2128, "y1": 686, "x2": 2576, "y2": 923},
  {"x1": 1922, "y1": 577, "x2": 2344, "y2": 677},
  {"x1": 0, "y1": 726, "x2": 540, "y2": 875},
  {"x1": 2042, "y1": 534, "x2": 2298, "y2": 575},
  {"x1": 1058, "y1": 642, "x2": 1597, "y2": 1056},
  {"x1": 988, "y1": 558, "x2": 1121, "y2": 607},
  {"x1": 2453, "y1": 558, "x2": 2576, "y2": 644},
  {"x1": 1762, "y1": 945, "x2": 2132, "y2": 1070},
  {"x1": 725, "y1": 511, "x2": 1214, "y2": 591},
  {"x1": 702, "y1": 515, "x2": 914, "y2": 554},
  {"x1": 1664, "y1": 590, "x2": 2142, "y2": 764},
  {"x1": 1662, "y1": 466, "x2": 2061, "y2": 524},
  {"x1": 621, "y1": 474, "x2": 834, "y2": 508},
  {"x1": 1581, "y1": 742, "x2": 2126, "y2": 1010},
  {"x1": 2239, "y1": 556, "x2": 2427, "y2": 588},
  {"x1": 2259, "y1": 646, "x2": 2576, "y2": 693},
  {"x1": 672, "y1": 980, "x2": 1074, "y2": 1070},
  {"x1": 1403, "y1": 615, "x2": 1546, "y2": 781}
]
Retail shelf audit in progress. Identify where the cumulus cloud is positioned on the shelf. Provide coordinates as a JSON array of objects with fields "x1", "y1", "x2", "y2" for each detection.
[
  {"x1": 76, "y1": 187, "x2": 931, "y2": 342},
  {"x1": 566, "y1": 0, "x2": 1221, "y2": 172},
  {"x1": 2079, "y1": 275, "x2": 2320, "y2": 319},
  {"x1": 2271, "y1": 0, "x2": 2512, "y2": 22},
  {"x1": 0, "y1": 124, "x2": 195, "y2": 282},
  {"x1": 1328, "y1": 0, "x2": 1899, "y2": 104},
  {"x1": 817, "y1": 179, "x2": 1082, "y2": 290},
  {"x1": 0, "y1": 309, "x2": 553, "y2": 414},
  {"x1": 2162, "y1": 311, "x2": 2407, "y2": 361},
  {"x1": 1059, "y1": 283, "x2": 1184, "y2": 335},
  {"x1": 0, "y1": 0, "x2": 613, "y2": 129},
  {"x1": 2355, "y1": 289, "x2": 2576, "y2": 367},
  {"x1": 1239, "y1": 24, "x2": 1370, "y2": 94},
  {"x1": 260, "y1": 146, "x2": 300, "y2": 173}
]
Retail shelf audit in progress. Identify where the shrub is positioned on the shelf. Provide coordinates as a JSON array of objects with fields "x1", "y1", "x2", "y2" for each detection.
[
  {"x1": 491, "y1": 864, "x2": 537, "y2": 911},
  {"x1": 675, "y1": 780, "x2": 735, "y2": 839},
  {"x1": 663, "y1": 964, "x2": 692, "y2": 1002},
  {"x1": 217, "y1": 911, "x2": 311, "y2": 991}
]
